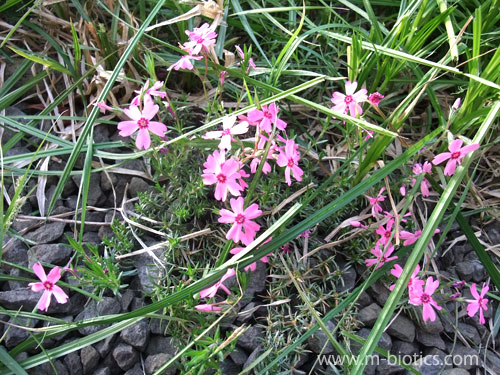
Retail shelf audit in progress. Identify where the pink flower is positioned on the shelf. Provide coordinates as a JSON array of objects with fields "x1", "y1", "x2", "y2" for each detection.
[
  {"x1": 466, "y1": 283, "x2": 489, "y2": 324},
  {"x1": 411, "y1": 162, "x2": 432, "y2": 197},
  {"x1": 183, "y1": 23, "x2": 217, "y2": 55},
  {"x1": 247, "y1": 103, "x2": 287, "y2": 133},
  {"x1": 400, "y1": 185, "x2": 406, "y2": 196},
  {"x1": 218, "y1": 197, "x2": 262, "y2": 245},
  {"x1": 29, "y1": 263, "x2": 69, "y2": 312},
  {"x1": 297, "y1": 230, "x2": 311, "y2": 239},
  {"x1": 368, "y1": 92, "x2": 384, "y2": 106},
  {"x1": 204, "y1": 116, "x2": 249, "y2": 150},
  {"x1": 250, "y1": 157, "x2": 272, "y2": 175},
  {"x1": 365, "y1": 243, "x2": 398, "y2": 269},
  {"x1": 432, "y1": 139, "x2": 480, "y2": 176},
  {"x1": 281, "y1": 244, "x2": 291, "y2": 254},
  {"x1": 365, "y1": 188, "x2": 386, "y2": 218},
  {"x1": 168, "y1": 54, "x2": 203, "y2": 71},
  {"x1": 235, "y1": 45, "x2": 256, "y2": 71},
  {"x1": 350, "y1": 220, "x2": 368, "y2": 229},
  {"x1": 230, "y1": 238, "x2": 272, "y2": 272},
  {"x1": 409, "y1": 276, "x2": 442, "y2": 322},
  {"x1": 131, "y1": 81, "x2": 167, "y2": 106},
  {"x1": 276, "y1": 139, "x2": 303, "y2": 186},
  {"x1": 195, "y1": 303, "x2": 223, "y2": 312},
  {"x1": 452, "y1": 98, "x2": 461, "y2": 111},
  {"x1": 118, "y1": 100, "x2": 167, "y2": 150},
  {"x1": 199, "y1": 268, "x2": 235, "y2": 299},
  {"x1": 220, "y1": 70, "x2": 228, "y2": 86},
  {"x1": 202, "y1": 150, "x2": 244, "y2": 201},
  {"x1": 331, "y1": 81, "x2": 368, "y2": 117},
  {"x1": 389, "y1": 264, "x2": 424, "y2": 300},
  {"x1": 376, "y1": 219, "x2": 396, "y2": 246},
  {"x1": 93, "y1": 101, "x2": 113, "y2": 114},
  {"x1": 399, "y1": 228, "x2": 440, "y2": 246}
]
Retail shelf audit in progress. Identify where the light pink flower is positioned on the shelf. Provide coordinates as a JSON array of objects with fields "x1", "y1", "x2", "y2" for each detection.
[
  {"x1": 202, "y1": 150, "x2": 244, "y2": 201},
  {"x1": 409, "y1": 276, "x2": 442, "y2": 322},
  {"x1": 29, "y1": 263, "x2": 69, "y2": 312},
  {"x1": 389, "y1": 264, "x2": 424, "y2": 301},
  {"x1": 365, "y1": 188, "x2": 386, "y2": 218},
  {"x1": 235, "y1": 45, "x2": 256, "y2": 71},
  {"x1": 368, "y1": 92, "x2": 384, "y2": 106},
  {"x1": 183, "y1": 23, "x2": 217, "y2": 55},
  {"x1": 250, "y1": 157, "x2": 272, "y2": 175},
  {"x1": 331, "y1": 81, "x2": 368, "y2": 117},
  {"x1": 400, "y1": 185, "x2": 406, "y2": 196},
  {"x1": 199, "y1": 268, "x2": 235, "y2": 299},
  {"x1": 432, "y1": 139, "x2": 480, "y2": 176},
  {"x1": 365, "y1": 243, "x2": 398, "y2": 269},
  {"x1": 297, "y1": 230, "x2": 311, "y2": 239},
  {"x1": 399, "y1": 228, "x2": 440, "y2": 246},
  {"x1": 218, "y1": 197, "x2": 262, "y2": 245},
  {"x1": 204, "y1": 116, "x2": 249, "y2": 151},
  {"x1": 168, "y1": 54, "x2": 203, "y2": 71},
  {"x1": 220, "y1": 70, "x2": 228, "y2": 86},
  {"x1": 466, "y1": 283, "x2": 489, "y2": 324},
  {"x1": 452, "y1": 98, "x2": 461, "y2": 111},
  {"x1": 247, "y1": 103, "x2": 287, "y2": 133},
  {"x1": 281, "y1": 244, "x2": 291, "y2": 254},
  {"x1": 131, "y1": 81, "x2": 167, "y2": 106},
  {"x1": 350, "y1": 220, "x2": 368, "y2": 229},
  {"x1": 118, "y1": 100, "x2": 167, "y2": 150},
  {"x1": 411, "y1": 162, "x2": 432, "y2": 197},
  {"x1": 230, "y1": 238, "x2": 272, "y2": 272},
  {"x1": 93, "y1": 101, "x2": 113, "y2": 114},
  {"x1": 195, "y1": 303, "x2": 223, "y2": 312},
  {"x1": 376, "y1": 219, "x2": 396, "y2": 246},
  {"x1": 276, "y1": 139, "x2": 303, "y2": 186}
]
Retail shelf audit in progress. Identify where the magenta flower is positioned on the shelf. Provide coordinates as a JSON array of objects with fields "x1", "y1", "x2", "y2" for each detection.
[
  {"x1": 29, "y1": 263, "x2": 68, "y2": 312},
  {"x1": 131, "y1": 81, "x2": 167, "y2": 106},
  {"x1": 195, "y1": 303, "x2": 223, "y2": 312},
  {"x1": 218, "y1": 197, "x2": 262, "y2": 245},
  {"x1": 466, "y1": 283, "x2": 489, "y2": 324},
  {"x1": 183, "y1": 23, "x2": 217, "y2": 55},
  {"x1": 235, "y1": 45, "x2": 256, "y2": 71},
  {"x1": 399, "y1": 230, "x2": 422, "y2": 246},
  {"x1": 411, "y1": 162, "x2": 432, "y2": 197},
  {"x1": 281, "y1": 244, "x2": 291, "y2": 254},
  {"x1": 331, "y1": 81, "x2": 368, "y2": 117},
  {"x1": 247, "y1": 103, "x2": 287, "y2": 133},
  {"x1": 250, "y1": 157, "x2": 272, "y2": 175},
  {"x1": 220, "y1": 71, "x2": 228, "y2": 86},
  {"x1": 375, "y1": 219, "x2": 396, "y2": 246},
  {"x1": 368, "y1": 92, "x2": 384, "y2": 107},
  {"x1": 93, "y1": 101, "x2": 113, "y2": 114},
  {"x1": 389, "y1": 264, "x2": 424, "y2": 301},
  {"x1": 204, "y1": 116, "x2": 249, "y2": 151},
  {"x1": 365, "y1": 188, "x2": 386, "y2": 218},
  {"x1": 202, "y1": 150, "x2": 244, "y2": 201},
  {"x1": 168, "y1": 54, "x2": 203, "y2": 71},
  {"x1": 409, "y1": 276, "x2": 442, "y2": 322},
  {"x1": 230, "y1": 238, "x2": 272, "y2": 272},
  {"x1": 276, "y1": 139, "x2": 303, "y2": 186},
  {"x1": 199, "y1": 268, "x2": 235, "y2": 299},
  {"x1": 118, "y1": 100, "x2": 167, "y2": 150},
  {"x1": 350, "y1": 220, "x2": 368, "y2": 229},
  {"x1": 365, "y1": 243, "x2": 398, "y2": 269},
  {"x1": 432, "y1": 139, "x2": 479, "y2": 176}
]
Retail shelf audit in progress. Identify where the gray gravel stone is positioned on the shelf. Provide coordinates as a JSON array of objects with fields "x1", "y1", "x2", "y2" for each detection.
[
  {"x1": 412, "y1": 355, "x2": 446, "y2": 375},
  {"x1": 338, "y1": 266, "x2": 356, "y2": 292},
  {"x1": 243, "y1": 345, "x2": 262, "y2": 369},
  {"x1": 353, "y1": 328, "x2": 392, "y2": 353},
  {"x1": 237, "y1": 326, "x2": 263, "y2": 351},
  {"x1": 2, "y1": 236, "x2": 28, "y2": 271},
  {"x1": 75, "y1": 297, "x2": 121, "y2": 335},
  {"x1": 93, "y1": 368, "x2": 111, "y2": 375},
  {"x1": 146, "y1": 335, "x2": 178, "y2": 357},
  {"x1": 133, "y1": 250, "x2": 163, "y2": 294},
  {"x1": 221, "y1": 358, "x2": 241, "y2": 375},
  {"x1": 441, "y1": 369, "x2": 470, "y2": 375},
  {"x1": 4, "y1": 317, "x2": 36, "y2": 348},
  {"x1": 28, "y1": 244, "x2": 72, "y2": 267},
  {"x1": 71, "y1": 174, "x2": 104, "y2": 206},
  {"x1": 306, "y1": 320, "x2": 336, "y2": 354},
  {"x1": 418, "y1": 314, "x2": 444, "y2": 334},
  {"x1": 390, "y1": 340, "x2": 420, "y2": 357},
  {"x1": 416, "y1": 331, "x2": 446, "y2": 351},
  {"x1": 369, "y1": 282, "x2": 390, "y2": 305},
  {"x1": 81, "y1": 345, "x2": 100, "y2": 374},
  {"x1": 129, "y1": 177, "x2": 155, "y2": 196},
  {"x1": 64, "y1": 352, "x2": 83, "y2": 375},
  {"x1": 483, "y1": 350, "x2": 500, "y2": 373},
  {"x1": 25, "y1": 221, "x2": 66, "y2": 244},
  {"x1": 375, "y1": 359, "x2": 405, "y2": 374},
  {"x1": 229, "y1": 346, "x2": 248, "y2": 365},
  {"x1": 357, "y1": 291, "x2": 373, "y2": 307},
  {"x1": 357, "y1": 303, "x2": 381, "y2": 327},
  {"x1": 95, "y1": 334, "x2": 117, "y2": 358},
  {"x1": 458, "y1": 322, "x2": 481, "y2": 345},
  {"x1": 450, "y1": 345, "x2": 479, "y2": 370},
  {"x1": 112, "y1": 344, "x2": 138, "y2": 371},
  {"x1": 120, "y1": 319, "x2": 150, "y2": 351},
  {"x1": 124, "y1": 363, "x2": 143, "y2": 375},
  {"x1": 245, "y1": 261, "x2": 267, "y2": 297},
  {"x1": 386, "y1": 314, "x2": 415, "y2": 342},
  {"x1": 145, "y1": 353, "x2": 175, "y2": 375}
]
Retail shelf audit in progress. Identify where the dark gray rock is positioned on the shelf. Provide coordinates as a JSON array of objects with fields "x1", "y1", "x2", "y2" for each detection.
[
  {"x1": 455, "y1": 262, "x2": 474, "y2": 282},
  {"x1": 31, "y1": 359, "x2": 69, "y2": 375},
  {"x1": 441, "y1": 370, "x2": 470, "y2": 375},
  {"x1": 357, "y1": 303, "x2": 381, "y2": 327},
  {"x1": 390, "y1": 340, "x2": 420, "y2": 357},
  {"x1": 4, "y1": 317, "x2": 36, "y2": 348},
  {"x1": 2, "y1": 236, "x2": 28, "y2": 271},
  {"x1": 411, "y1": 354, "x2": 447, "y2": 375},
  {"x1": 416, "y1": 331, "x2": 446, "y2": 351},
  {"x1": 133, "y1": 250, "x2": 163, "y2": 294},
  {"x1": 418, "y1": 314, "x2": 444, "y2": 334},
  {"x1": 0, "y1": 288, "x2": 40, "y2": 311},
  {"x1": 71, "y1": 174, "x2": 104, "y2": 206},
  {"x1": 221, "y1": 358, "x2": 241, "y2": 375},
  {"x1": 130, "y1": 297, "x2": 145, "y2": 311},
  {"x1": 369, "y1": 282, "x2": 390, "y2": 306},
  {"x1": 112, "y1": 344, "x2": 138, "y2": 371},
  {"x1": 75, "y1": 297, "x2": 121, "y2": 335},
  {"x1": 243, "y1": 345, "x2": 262, "y2": 369},
  {"x1": 375, "y1": 359, "x2": 405, "y2": 374},
  {"x1": 93, "y1": 368, "x2": 111, "y2": 375},
  {"x1": 149, "y1": 318, "x2": 166, "y2": 335},
  {"x1": 124, "y1": 363, "x2": 143, "y2": 375},
  {"x1": 338, "y1": 266, "x2": 356, "y2": 292},
  {"x1": 82, "y1": 232, "x2": 101, "y2": 247},
  {"x1": 229, "y1": 346, "x2": 248, "y2": 366},
  {"x1": 352, "y1": 328, "x2": 391, "y2": 353},
  {"x1": 8, "y1": 267, "x2": 29, "y2": 289},
  {"x1": 95, "y1": 334, "x2": 117, "y2": 358},
  {"x1": 146, "y1": 335, "x2": 178, "y2": 356},
  {"x1": 119, "y1": 290, "x2": 136, "y2": 312},
  {"x1": 120, "y1": 319, "x2": 150, "y2": 351},
  {"x1": 28, "y1": 244, "x2": 72, "y2": 266},
  {"x1": 100, "y1": 173, "x2": 117, "y2": 192},
  {"x1": 237, "y1": 326, "x2": 263, "y2": 351},
  {"x1": 25, "y1": 222, "x2": 66, "y2": 244},
  {"x1": 386, "y1": 315, "x2": 415, "y2": 342},
  {"x1": 457, "y1": 322, "x2": 480, "y2": 345},
  {"x1": 450, "y1": 345, "x2": 479, "y2": 370},
  {"x1": 357, "y1": 291, "x2": 373, "y2": 307},
  {"x1": 145, "y1": 353, "x2": 174, "y2": 375},
  {"x1": 306, "y1": 320, "x2": 336, "y2": 354},
  {"x1": 64, "y1": 352, "x2": 83, "y2": 375},
  {"x1": 81, "y1": 345, "x2": 100, "y2": 374},
  {"x1": 129, "y1": 177, "x2": 155, "y2": 196},
  {"x1": 236, "y1": 302, "x2": 257, "y2": 324},
  {"x1": 245, "y1": 261, "x2": 267, "y2": 297},
  {"x1": 483, "y1": 350, "x2": 500, "y2": 373}
]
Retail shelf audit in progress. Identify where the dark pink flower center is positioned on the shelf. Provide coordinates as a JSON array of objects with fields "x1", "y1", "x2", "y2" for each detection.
[
  {"x1": 287, "y1": 158, "x2": 295, "y2": 167},
  {"x1": 216, "y1": 173, "x2": 227, "y2": 183},
  {"x1": 384, "y1": 231, "x2": 391, "y2": 238},
  {"x1": 43, "y1": 281, "x2": 53, "y2": 291},
  {"x1": 138, "y1": 118, "x2": 149, "y2": 129},
  {"x1": 197, "y1": 38, "x2": 205, "y2": 44},
  {"x1": 235, "y1": 214, "x2": 245, "y2": 224},
  {"x1": 421, "y1": 293, "x2": 430, "y2": 303},
  {"x1": 344, "y1": 95, "x2": 354, "y2": 104},
  {"x1": 264, "y1": 111, "x2": 273, "y2": 119},
  {"x1": 451, "y1": 151, "x2": 461, "y2": 160},
  {"x1": 222, "y1": 129, "x2": 231, "y2": 136}
]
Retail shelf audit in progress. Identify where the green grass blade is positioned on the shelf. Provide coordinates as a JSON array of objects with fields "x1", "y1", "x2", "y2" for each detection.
[
  {"x1": 9, "y1": 47, "x2": 72, "y2": 76},
  {"x1": 0, "y1": 346, "x2": 28, "y2": 375}
]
